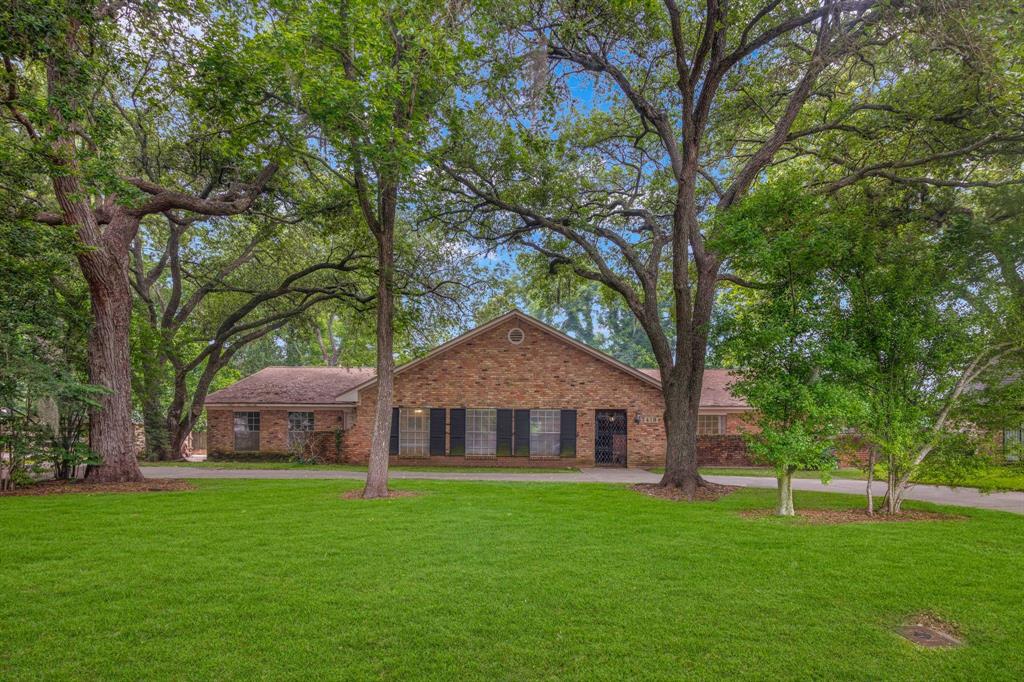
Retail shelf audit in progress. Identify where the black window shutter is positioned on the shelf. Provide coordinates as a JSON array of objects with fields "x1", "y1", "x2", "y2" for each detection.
[
  {"x1": 389, "y1": 407, "x2": 400, "y2": 455},
  {"x1": 560, "y1": 409, "x2": 577, "y2": 458},
  {"x1": 429, "y1": 408, "x2": 446, "y2": 456},
  {"x1": 496, "y1": 409, "x2": 513, "y2": 456},
  {"x1": 514, "y1": 409, "x2": 531, "y2": 456},
  {"x1": 449, "y1": 408, "x2": 466, "y2": 456}
]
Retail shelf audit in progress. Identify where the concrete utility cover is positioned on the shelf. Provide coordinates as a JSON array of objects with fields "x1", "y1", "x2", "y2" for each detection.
[{"x1": 897, "y1": 625, "x2": 962, "y2": 648}]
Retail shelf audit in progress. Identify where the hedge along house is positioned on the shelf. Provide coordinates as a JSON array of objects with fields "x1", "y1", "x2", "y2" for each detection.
[{"x1": 205, "y1": 310, "x2": 757, "y2": 467}]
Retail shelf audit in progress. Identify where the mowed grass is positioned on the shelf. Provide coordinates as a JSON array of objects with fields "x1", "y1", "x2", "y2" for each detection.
[{"x1": 2, "y1": 481, "x2": 1023, "y2": 681}]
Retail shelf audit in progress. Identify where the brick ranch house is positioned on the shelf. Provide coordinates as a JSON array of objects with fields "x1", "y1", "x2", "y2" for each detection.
[{"x1": 205, "y1": 310, "x2": 777, "y2": 468}]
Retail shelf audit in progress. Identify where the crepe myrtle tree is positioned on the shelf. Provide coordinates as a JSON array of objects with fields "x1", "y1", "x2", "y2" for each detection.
[
  {"x1": 839, "y1": 191, "x2": 1023, "y2": 514},
  {"x1": 431, "y1": 0, "x2": 1019, "y2": 495},
  {"x1": 728, "y1": 176, "x2": 1023, "y2": 513},
  {"x1": 2, "y1": 2, "x2": 281, "y2": 481}
]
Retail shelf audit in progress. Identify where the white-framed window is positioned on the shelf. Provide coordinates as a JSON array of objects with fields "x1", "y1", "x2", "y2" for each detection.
[
  {"x1": 288, "y1": 412, "x2": 314, "y2": 450},
  {"x1": 233, "y1": 412, "x2": 260, "y2": 451},
  {"x1": 697, "y1": 414, "x2": 725, "y2": 436},
  {"x1": 466, "y1": 408, "x2": 497, "y2": 456},
  {"x1": 530, "y1": 409, "x2": 560, "y2": 456},
  {"x1": 399, "y1": 408, "x2": 429, "y2": 456},
  {"x1": 1005, "y1": 427, "x2": 1023, "y2": 462}
]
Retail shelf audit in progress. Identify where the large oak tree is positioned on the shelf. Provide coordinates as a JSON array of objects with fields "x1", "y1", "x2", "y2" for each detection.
[
  {"x1": 433, "y1": 0, "x2": 1022, "y2": 495},
  {"x1": 2, "y1": 2, "x2": 284, "y2": 480}
]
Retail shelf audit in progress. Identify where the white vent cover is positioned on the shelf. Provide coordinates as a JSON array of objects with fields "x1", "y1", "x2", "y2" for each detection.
[{"x1": 507, "y1": 327, "x2": 525, "y2": 344}]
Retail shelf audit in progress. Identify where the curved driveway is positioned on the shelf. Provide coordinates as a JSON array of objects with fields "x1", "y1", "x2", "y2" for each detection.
[{"x1": 142, "y1": 466, "x2": 1023, "y2": 514}]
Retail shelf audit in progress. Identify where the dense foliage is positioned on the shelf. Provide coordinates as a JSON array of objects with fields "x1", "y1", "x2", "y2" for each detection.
[{"x1": 1, "y1": 1, "x2": 1021, "y2": 495}]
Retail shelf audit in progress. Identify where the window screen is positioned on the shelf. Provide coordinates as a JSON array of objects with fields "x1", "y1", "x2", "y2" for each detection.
[
  {"x1": 530, "y1": 409, "x2": 560, "y2": 456},
  {"x1": 233, "y1": 412, "x2": 260, "y2": 451},
  {"x1": 466, "y1": 408, "x2": 497, "y2": 456},
  {"x1": 696, "y1": 414, "x2": 724, "y2": 435},
  {"x1": 399, "y1": 408, "x2": 429, "y2": 456},
  {"x1": 288, "y1": 412, "x2": 314, "y2": 450}
]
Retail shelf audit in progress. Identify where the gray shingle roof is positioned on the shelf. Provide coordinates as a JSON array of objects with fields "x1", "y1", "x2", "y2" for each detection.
[
  {"x1": 205, "y1": 366, "x2": 375, "y2": 405},
  {"x1": 206, "y1": 366, "x2": 747, "y2": 408}
]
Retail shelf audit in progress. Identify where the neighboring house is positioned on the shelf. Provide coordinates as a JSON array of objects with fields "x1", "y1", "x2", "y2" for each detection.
[{"x1": 205, "y1": 310, "x2": 759, "y2": 468}]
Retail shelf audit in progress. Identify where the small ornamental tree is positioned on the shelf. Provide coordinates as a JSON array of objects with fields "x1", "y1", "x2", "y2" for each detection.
[
  {"x1": 723, "y1": 177, "x2": 1022, "y2": 514},
  {"x1": 719, "y1": 179, "x2": 861, "y2": 515},
  {"x1": 737, "y1": 379, "x2": 857, "y2": 516}
]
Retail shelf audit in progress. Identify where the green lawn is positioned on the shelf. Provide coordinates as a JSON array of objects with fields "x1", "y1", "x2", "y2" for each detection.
[
  {"x1": 140, "y1": 461, "x2": 579, "y2": 473},
  {"x1": 2, "y1": 481, "x2": 1022, "y2": 680}
]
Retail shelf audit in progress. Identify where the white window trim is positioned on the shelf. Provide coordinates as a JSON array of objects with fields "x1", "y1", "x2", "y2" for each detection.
[
  {"x1": 287, "y1": 411, "x2": 315, "y2": 450},
  {"x1": 233, "y1": 411, "x2": 261, "y2": 451},
  {"x1": 696, "y1": 414, "x2": 726, "y2": 436},
  {"x1": 466, "y1": 408, "x2": 498, "y2": 457},
  {"x1": 530, "y1": 409, "x2": 561, "y2": 457},
  {"x1": 398, "y1": 407, "x2": 430, "y2": 457}
]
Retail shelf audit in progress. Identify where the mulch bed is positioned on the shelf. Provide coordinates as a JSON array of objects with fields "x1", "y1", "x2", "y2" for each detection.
[
  {"x1": 341, "y1": 489, "x2": 422, "y2": 500},
  {"x1": 631, "y1": 482, "x2": 740, "y2": 502},
  {"x1": 739, "y1": 508, "x2": 966, "y2": 524},
  {"x1": 0, "y1": 478, "x2": 194, "y2": 497}
]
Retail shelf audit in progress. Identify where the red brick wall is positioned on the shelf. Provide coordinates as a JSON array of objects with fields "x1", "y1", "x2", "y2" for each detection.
[
  {"x1": 345, "y1": 317, "x2": 670, "y2": 467},
  {"x1": 207, "y1": 408, "x2": 349, "y2": 455},
  {"x1": 205, "y1": 318, "x2": 771, "y2": 468},
  {"x1": 696, "y1": 436, "x2": 751, "y2": 466}
]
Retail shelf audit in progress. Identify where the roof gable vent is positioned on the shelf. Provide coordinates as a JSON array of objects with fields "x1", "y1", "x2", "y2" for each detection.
[{"x1": 507, "y1": 327, "x2": 525, "y2": 344}]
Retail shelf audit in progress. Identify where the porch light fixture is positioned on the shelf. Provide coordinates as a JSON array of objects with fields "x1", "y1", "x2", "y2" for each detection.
[{"x1": 633, "y1": 412, "x2": 641, "y2": 424}]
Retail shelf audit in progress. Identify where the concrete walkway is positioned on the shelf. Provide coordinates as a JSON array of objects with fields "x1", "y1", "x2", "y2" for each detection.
[{"x1": 141, "y1": 466, "x2": 1024, "y2": 514}]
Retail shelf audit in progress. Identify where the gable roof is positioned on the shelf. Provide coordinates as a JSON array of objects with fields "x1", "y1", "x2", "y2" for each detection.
[
  {"x1": 203, "y1": 311, "x2": 750, "y2": 410},
  {"x1": 206, "y1": 366, "x2": 375, "y2": 406},
  {"x1": 337, "y1": 310, "x2": 664, "y2": 401}
]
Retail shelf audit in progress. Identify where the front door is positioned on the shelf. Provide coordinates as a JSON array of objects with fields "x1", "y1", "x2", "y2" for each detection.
[{"x1": 595, "y1": 410, "x2": 627, "y2": 466}]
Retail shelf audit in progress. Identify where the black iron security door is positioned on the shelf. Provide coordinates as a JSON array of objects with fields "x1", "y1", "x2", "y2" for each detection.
[{"x1": 595, "y1": 410, "x2": 627, "y2": 466}]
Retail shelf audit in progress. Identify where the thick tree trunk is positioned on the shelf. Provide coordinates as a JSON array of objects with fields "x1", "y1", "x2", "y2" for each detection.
[
  {"x1": 776, "y1": 469, "x2": 795, "y2": 516},
  {"x1": 79, "y1": 249, "x2": 143, "y2": 483},
  {"x1": 659, "y1": 380, "x2": 705, "y2": 496},
  {"x1": 44, "y1": 25, "x2": 142, "y2": 483},
  {"x1": 364, "y1": 224, "x2": 394, "y2": 499}
]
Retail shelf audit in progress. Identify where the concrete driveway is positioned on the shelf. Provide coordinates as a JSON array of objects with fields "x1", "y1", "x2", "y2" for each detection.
[{"x1": 142, "y1": 465, "x2": 1024, "y2": 514}]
